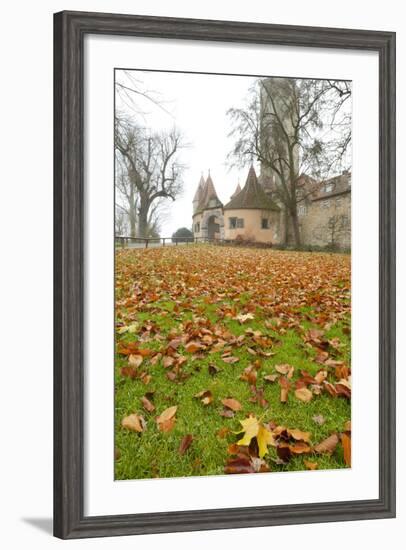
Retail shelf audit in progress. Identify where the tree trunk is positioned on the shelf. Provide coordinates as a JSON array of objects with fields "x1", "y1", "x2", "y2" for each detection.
[
  {"x1": 290, "y1": 207, "x2": 302, "y2": 247},
  {"x1": 138, "y1": 198, "x2": 149, "y2": 238},
  {"x1": 129, "y1": 204, "x2": 137, "y2": 238}
]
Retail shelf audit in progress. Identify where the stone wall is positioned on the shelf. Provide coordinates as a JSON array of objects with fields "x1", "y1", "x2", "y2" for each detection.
[{"x1": 300, "y1": 192, "x2": 351, "y2": 249}]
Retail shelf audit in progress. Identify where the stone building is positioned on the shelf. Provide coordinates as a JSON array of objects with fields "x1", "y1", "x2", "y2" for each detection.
[
  {"x1": 223, "y1": 166, "x2": 280, "y2": 243},
  {"x1": 192, "y1": 166, "x2": 351, "y2": 250},
  {"x1": 192, "y1": 172, "x2": 224, "y2": 240}
]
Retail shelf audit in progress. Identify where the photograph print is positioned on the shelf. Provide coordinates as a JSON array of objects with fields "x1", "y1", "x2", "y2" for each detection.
[{"x1": 114, "y1": 68, "x2": 352, "y2": 481}]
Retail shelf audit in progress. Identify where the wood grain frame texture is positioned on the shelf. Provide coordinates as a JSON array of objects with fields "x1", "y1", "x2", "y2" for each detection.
[{"x1": 53, "y1": 10, "x2": 396, "y2": 539}]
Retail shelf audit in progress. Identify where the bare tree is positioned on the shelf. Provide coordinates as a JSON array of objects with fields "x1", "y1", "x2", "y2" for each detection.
[
  {"x1": 115, "y1": 117, "x2": 185, "y2": 238},
  {"x1": 227, "y1": 78, "x2": 351, "y2": 246}
]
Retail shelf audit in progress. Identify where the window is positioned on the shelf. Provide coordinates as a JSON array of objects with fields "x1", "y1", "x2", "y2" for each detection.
[
  {"x1": 336, "y1": 198, "x2": 342, "y2": 207},
  {"x1": 261, "y1": 218, "x2": 269, "y2": 229},
  {"x1": 195, "y1": 222, "x2": 200, "y2": 233},
  {"x1": 298, "y1": 205, "x2": 307, "y2": 216},
  {"x1": 229, "y1": 217, "x2": 244, "y2": 229},
  {"x1": 322, "y1": 200, "x2": 331, "y2": 208},
  {"x1": 325, "y1": 183, "x2": 333, "y2": 193}
]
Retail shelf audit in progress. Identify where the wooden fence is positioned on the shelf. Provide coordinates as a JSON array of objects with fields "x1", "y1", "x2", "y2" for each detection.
[{"x1": 115, "y1": 236, "x2": 274, "y2": 249}]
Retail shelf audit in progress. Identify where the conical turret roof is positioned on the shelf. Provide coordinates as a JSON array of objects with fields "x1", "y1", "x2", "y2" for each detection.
[
  {"x1": 230, "y1": 183, "x2": 242, "y2": 199},
  {"x1": 224, "y1": 166, "x2": 280, "y2": 211},
  {"x1": 195, "y1": 172, "x2": 223, "y2": 213},
  {"x1": 193, "y1": 175, "x2": 206, "y2": 203}
]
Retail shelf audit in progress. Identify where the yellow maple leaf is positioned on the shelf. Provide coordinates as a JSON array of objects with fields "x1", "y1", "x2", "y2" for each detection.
[
  {"x1": 257, "y1": 425, "x2": 275, "y2": 458},
  {"x1": 236, "y1": 416, "x2": 259, "y2": 446}
]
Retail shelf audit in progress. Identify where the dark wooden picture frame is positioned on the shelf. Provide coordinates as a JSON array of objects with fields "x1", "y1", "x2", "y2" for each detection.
[{"x1": 54, "y1": 10, "x2": 396, "y2": 539}]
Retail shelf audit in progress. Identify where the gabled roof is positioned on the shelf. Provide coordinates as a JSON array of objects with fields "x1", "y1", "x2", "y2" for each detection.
[
  {"x1": 224, "y1": 166, "x2": 280, "y2": 211},
  {"x1": 195, "y1": 173, "x2": 223, "y2": 213},
  {"x1": 311, "y1": 171, "x2": 351, "y2": 202}
]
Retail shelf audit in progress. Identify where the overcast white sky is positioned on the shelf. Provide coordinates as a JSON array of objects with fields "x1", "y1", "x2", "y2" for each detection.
[{"x1": 115, "y1": 69, "x2": 260, "y2": 236}]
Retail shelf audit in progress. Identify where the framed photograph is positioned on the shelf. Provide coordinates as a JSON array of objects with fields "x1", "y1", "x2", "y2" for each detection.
[{"x1": 54, "y1": 10, "x2": 396, "y2": 539}]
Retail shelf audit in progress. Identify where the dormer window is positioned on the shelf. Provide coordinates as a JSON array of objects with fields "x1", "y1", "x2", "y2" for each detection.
[{"x1": 325, "y1": 183, "x2": 333, "y2": 193}]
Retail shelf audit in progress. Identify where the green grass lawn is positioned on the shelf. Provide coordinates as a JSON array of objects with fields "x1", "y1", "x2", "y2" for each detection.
[{"x1": 114, "y1": 245, "x2": 351, "y2": 480}]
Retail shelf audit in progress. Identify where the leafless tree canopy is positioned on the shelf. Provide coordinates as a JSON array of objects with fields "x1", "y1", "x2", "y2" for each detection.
[
  {"x1": 227, "y1": 78, "x2": 351, "y2": 246},
  {"x1": 115, "y1": 116, "x2": 185, "y2": 238}
]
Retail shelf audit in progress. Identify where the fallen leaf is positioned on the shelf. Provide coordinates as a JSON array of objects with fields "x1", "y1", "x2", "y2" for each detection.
[
  {"x1": 295, "y1": 387, "x2": 313, "y2": 402},
  {"x1": 185, "y1": 341, "x2": 204, "y2": 353},
  {"x1": 208, "y1": 364, "x2": 221, "y2": 376},
  {"x1": 289, "y1": 441, "x2": 311, "y2": 454},
  {"x1": 156, "y1": 406, "x2": 177, "y2": 432},
  {"x1": 287, "y1": 428, "x2": 311, "y2": 442},
  {"x1": 304, "y1": 459, "x2": 318, "y2": 470},
  {"x1": 128, "y1": 354, "x2": 143, "y2": 368},
  {"x1": 314, "y1": 433, "x2": 339, "y2": 454},
  {"x1": 179, "y1": 434, "x2": 193, "y2": 455},
  {"x1": 235, "y1": 313, "x2": 255, "y2": 323},
  {"x1": 194, "y1": 389, "x2": 213, "y2": 405},
  {"x1": 120, "y1": 366, "x2": 137, "y2": 379},
  {"x1": 264, "y1": 373, "x2": 279, "y2": 383},
  {"x1": 222, "y1": 398, "x2": 242, "y2": 411},
  {"x1": 222, "y1": 355, "x2": 239, "y2": 364},
  {"x1": 162, "y1": 356, "x2": 175, "y2": 368},
  {"x1": 236, "y1": 415, "x2": 259, "y2": 447},
  {"x1": 341, "y1": 432, "x2": 351, "y2": 466},
  {"x1": 121, "y1": 413, "x2": 146, "y2": 433},
  {"x1": 257, "y1": 424, "x2": 275, "y2": 458},
  {"x1": 217, "y1": 427, "x2": 230, "y2": 438},
  {"x1": 141, "y1": 395, "x2": 155, "y2": 413}
]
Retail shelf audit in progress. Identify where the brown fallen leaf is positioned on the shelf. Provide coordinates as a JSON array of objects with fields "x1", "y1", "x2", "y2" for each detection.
[
  {"x1": 295, "y1": 387, "x2": 313, "y2": 402},
  {"x1": 156, "y1": 405, "x2": 177, "y2": 432},
  {"x1": 323, "y1": 381, "x2": 338, "y2": 397},
  {"x1": 341, "y1": 432, "x2": 351, "y2": 466},
  {"x1": 220, "y1": 408, "x2": 235, "y2": 418},
  {"x1": 194, "y1": 389, "x2": 213, "y2": 405},
  {"x1": 120, "y1": 366, "x2": 137, "y2": 379},
  {"x1": 141, "y1": 395, "x2": 155, "y2": 413},
  {"x1": 128, "y1": 354, "x2": 143, "y2": 368},
  {"x1": 208, "y1": 364, "x2": 221, "y2": 376},
  {"x1": 179, "y1": 434, "x2": 193, "y2": 455},
  {"x1": 217, "y1": 427, "x2": 230, "y2": 439},
  {"x1": 121, "y1": 413, "x2": 146, "y2": 433},
  {"x1": 185, "y1": 341, "x2": 205, "y2": 353},
  {"x1": 162, "y1": 355, "x2": 175, "y2": 368},
  {"x1": 275, "y1": 364, "x2": 293, "y2": 376},
  {"x1": 314, "y1": 433, "x2": 339, "y2": 454},
  {"x1": 343, "y1": 420, "x2": 351, "y2": 432},
  {"x1": 222, "y1": 355, "x2": 239, "y2": 364},
  {"x1": 289, "y1": 441, "x2": 312, "y2": 454},
  {"x1": 335, "y1": 379, "x2": 351, "y2": 399},
  {"x1": 287, "y1": 428, "x2": 311, "y2": 442},
  {"x1": 240, "y1": 365, "x2": 258, "y2": 384},
  {"x1": 314, "y1": 369, "x2": 328, "y2": 384},
  {"x1": 222, "y1": 397, "x2": 242, "y2": 411},
  {"x1": 279, "y1": 376, "x2": 290, "y2": 403},
  {"x1": 224, "y1": 456, "x2": 256, "y2": 474},
  {"x1": 304, "y1": 459, "x2": 318, "y2": 470},
  {"x1": 264, "y1": 373, "x2": 279, "y2": 383}
]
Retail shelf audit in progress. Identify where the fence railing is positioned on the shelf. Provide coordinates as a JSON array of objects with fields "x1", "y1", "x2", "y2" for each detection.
[
  {"x1": 115, "y1": 236, "x2": 274, "y2": 249},
  {"x1": 115, "y1": 236, "x2": 220, "y2": 249}
]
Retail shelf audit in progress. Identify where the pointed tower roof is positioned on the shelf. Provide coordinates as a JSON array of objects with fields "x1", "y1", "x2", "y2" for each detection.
[
  {"x1": 230, "y1": 183, "x2": 242, "y2": 199},
  {"x1": 193, "y1": 175, "x2": 206, "y2": 203},
  {"x1": 224, "y1": 166, "x2": 280, "y2": 211},
  {"x1": 195, "y1": 172, "x2": 223, "y2": 213}
]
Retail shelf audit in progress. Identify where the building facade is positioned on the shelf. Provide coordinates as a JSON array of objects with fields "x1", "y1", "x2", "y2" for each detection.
[{"x1": 192, "y1": 167, "x2": 351, "y2": 250}]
